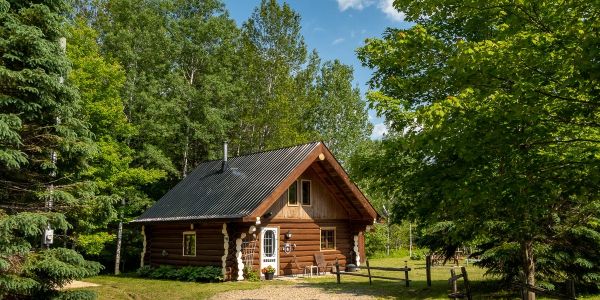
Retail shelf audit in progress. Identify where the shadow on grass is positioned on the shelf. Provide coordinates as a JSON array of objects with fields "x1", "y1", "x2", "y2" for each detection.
[{"x1": 303, "y1": 278, "x2": 519, "y2": 299}]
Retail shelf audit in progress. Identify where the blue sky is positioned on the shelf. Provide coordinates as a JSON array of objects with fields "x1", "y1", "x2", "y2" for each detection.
[{"x1": 222, "y1": 0, "x2": 412, "y2": 139}]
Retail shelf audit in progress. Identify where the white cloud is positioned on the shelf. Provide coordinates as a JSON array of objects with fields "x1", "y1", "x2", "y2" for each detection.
[
  {"x1": 377, "y1": 0, "x2": 406, "y2": 22},
  {"x1": 336, "y1": 0, "x2": 374, "y2": 11},
  {"x1": 337, "y1": 0, "x2": 405, "y2": 22},
  {"x1": 332, "y1": 38, "x2": 345, "y2": 45},
  {"x1": 371, "y1": 123, "x2": 388, "y2": 139}
]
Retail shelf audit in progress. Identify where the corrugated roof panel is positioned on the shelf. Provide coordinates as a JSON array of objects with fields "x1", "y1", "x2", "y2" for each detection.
[{"x1": 133, "y1": 142, "x2": 321, "y2": 222}]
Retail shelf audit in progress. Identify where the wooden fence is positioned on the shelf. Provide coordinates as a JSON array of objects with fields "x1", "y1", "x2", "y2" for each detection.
[{"x1": 334, "y1": 258, "x2": 411, "y2": 286}]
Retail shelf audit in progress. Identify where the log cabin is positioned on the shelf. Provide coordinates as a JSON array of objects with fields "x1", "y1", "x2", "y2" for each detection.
[{"x1": 131, "y1": 141, "x2": 380, "y2": 280}]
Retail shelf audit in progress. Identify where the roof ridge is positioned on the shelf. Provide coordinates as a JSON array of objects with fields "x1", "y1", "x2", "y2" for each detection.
[{"x1": 199, "y1": 141, "x2": 322, "y2": 163}]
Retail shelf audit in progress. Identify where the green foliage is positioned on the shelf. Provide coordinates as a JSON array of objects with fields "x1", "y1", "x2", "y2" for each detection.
[
  {"x1": 135, "y1": 265, "x2": 152, "y2": 277},
  {"x1": 136, "y1": 265, "x2": 223, "y2": 282},
  {"x1": 0, "y1": 212, "x2": 102, "y2": 299},
  {"x1": 243, "y1": 266, "x2": 260, "y2": 282},
  {"x1": 357, "y1": 0, "x2": 600, "y2": 289},
  {"x1": 75, "y1": 232, "x2": 115, "y2": 256},
  {"x1": 51, "y1": 289, "x2": 97, "y2": 300}
]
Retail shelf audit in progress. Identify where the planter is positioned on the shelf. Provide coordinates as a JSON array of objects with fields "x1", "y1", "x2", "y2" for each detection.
[
  {"x1": 346, "y1": 264, "x2": 357, "y2": 272},
  {"x1": 264, "y1": 272, "x2": 274, "y2": 280}
]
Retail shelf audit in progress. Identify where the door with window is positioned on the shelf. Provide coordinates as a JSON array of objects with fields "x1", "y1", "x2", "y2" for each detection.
[{"x1": 260, "y1": 227, "x2": 278, "y2": 276}]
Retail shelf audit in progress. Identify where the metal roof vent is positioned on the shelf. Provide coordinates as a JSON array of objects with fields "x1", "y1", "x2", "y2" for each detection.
[{"x1": 221, "y1": 141, "x2": 229, "y2": 172}]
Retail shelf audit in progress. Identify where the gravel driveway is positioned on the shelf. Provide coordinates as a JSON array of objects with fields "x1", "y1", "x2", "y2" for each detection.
[{"x1": 210, "y1": 283, "x2": 375, "y2": 300}]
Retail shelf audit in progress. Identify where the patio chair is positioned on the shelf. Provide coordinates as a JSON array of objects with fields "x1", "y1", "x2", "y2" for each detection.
[
  {"x1": 292, "y1": 254, "x2": 317, "y2": 277},
  {"x1": 313, "y1": 253, "x2": 331, "y2": 276}
]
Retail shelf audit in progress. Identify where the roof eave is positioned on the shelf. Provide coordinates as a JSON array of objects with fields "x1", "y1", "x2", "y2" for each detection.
[{"x1": 130, "y1": 214, "x2": 247, "y2": 224}]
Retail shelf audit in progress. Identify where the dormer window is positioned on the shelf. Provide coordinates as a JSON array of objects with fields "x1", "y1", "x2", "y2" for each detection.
[
  {"x1": 301, "y1": 180, "x2": 311, "y2": 206},
  {"x1": 287, "y1": 181, "x2": 298, "y2": 206}
]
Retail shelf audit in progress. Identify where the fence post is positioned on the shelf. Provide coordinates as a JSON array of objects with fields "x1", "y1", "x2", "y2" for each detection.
[
  {"x1": 450, "y1": 268, "x2": 458, "y2": 296},
  {"x1": 335, "y1": 258, "x2": 340, "y2": 284},
  {"x1": 567, "y1": 279, "x2": 576, "y2": 300},
  {"x1": 461, "y1": 266, "x2": 472, "y2": 300},
  {"x1": 404, "y1": 260, "x2": 410, "y2": 287},
  {"x1": 366, "y1": 258, "x2": 372, "y2": 285},
  {"x1": 426, "y1": 255, "x2": 432, "y2": 287}
]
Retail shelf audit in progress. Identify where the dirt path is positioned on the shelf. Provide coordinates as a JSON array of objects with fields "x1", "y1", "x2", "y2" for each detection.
[
  {"x1": 61, "y1": 280, "x2": 100, "y2": 290},
  {"x1": 210, "y1": 283, "x2": 375, "y2": 300}
]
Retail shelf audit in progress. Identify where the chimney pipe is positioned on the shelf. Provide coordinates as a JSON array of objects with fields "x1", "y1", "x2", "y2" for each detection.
[{"x1": 221, "y1": 141, "x2": 228, "y2": 172}]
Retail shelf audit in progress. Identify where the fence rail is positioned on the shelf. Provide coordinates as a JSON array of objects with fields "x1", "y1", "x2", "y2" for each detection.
[{"x1": 334, "y1": 258, "x2": 411, "y2": 287}]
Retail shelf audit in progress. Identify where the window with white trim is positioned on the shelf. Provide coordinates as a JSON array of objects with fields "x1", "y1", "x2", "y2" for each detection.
[
  {"x1": 287, "y1": 181, "x2": 298, "y2": 206},
  {"x1": 301, "y1": 180, "x2": 311, "y2": 206},
  {"x1": 183, "y1": 231, "x2": 196, "y2": 256},
  {"x1": 320, "y1": 227, "x2": 336, "y2": 250}
]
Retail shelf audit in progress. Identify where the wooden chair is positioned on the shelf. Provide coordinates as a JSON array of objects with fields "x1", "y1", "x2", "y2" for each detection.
[
  {"x1": 314, "y1": 253, "x2": 331, "y2": 276},
  {"x1": 293, "y1": 254, "x2": 317, "y2": 277}
]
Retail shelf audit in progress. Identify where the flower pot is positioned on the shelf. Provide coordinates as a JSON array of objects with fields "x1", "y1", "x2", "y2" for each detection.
[
  {"x1": 346, "y1": 264, "x2": 357, "y2": 272},
  {"x1": 264, "y1": 272, "x2": 274, "y2": 280}
]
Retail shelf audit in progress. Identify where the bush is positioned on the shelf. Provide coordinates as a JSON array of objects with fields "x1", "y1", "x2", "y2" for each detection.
[
  {"x1": 149, "y1": 265, "x2": 178, "y2": 280},
  {"x1": 135, "y1": 266, "x2": 153, "y2": 277},
  {"x1": 137, "y1": 265, "x2": 223, "y2": 282},
  {"x1": 51, "y1": 289, "x2": 97, "y2": 300},
  {"x1": 243, "y1": 266, "x2": 260, "y2": 282}
]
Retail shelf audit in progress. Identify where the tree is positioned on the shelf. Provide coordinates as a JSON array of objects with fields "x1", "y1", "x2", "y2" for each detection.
[
  {"x1": 0, "y1": 0, "x2": 101, "y2": 297},
  {"x1": 309, "y1": 60, "x2": 372, "y2": 163},
  {"x1": 66, "y1": 18, "x2": 165, "y2": 274},
  {"x1": 358, "y1": 0, "x2": 600, "y2": 296},
  {"x1": 233, "y1": 0, "x2": 309, "y2": 153},
  {"x1": 165, "y1": 0, "x2": 239, "y2": 176}
]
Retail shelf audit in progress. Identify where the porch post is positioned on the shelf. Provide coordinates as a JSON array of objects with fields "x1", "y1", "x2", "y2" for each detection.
[
  {"x1": 235, "y1": 233, "x2": 246, "y2": 280},
  {"x1": 221, "y1": 223, "x2": 228, "y2": 278},
  {"x1": 353, "y1": 234, "x2": 361, "y2": 267}
]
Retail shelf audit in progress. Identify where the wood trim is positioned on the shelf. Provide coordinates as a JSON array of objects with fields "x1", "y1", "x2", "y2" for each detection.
[
  {"x1": 182, "y1": 231, "x2": 197, "y2": 257},
  {"x1": 244, "y1": 142, "x2": 380, "y2": 222},
  {"x1": 311, "y1": 162, "x2": 362, "y2": 219},
  {"x1": 245, "y1": 147, "x2": 322, "y2": 220},
  {"x1": 319, "y1": 144, "x2": 379, "y2": 219},
  {"x1": 287, "y1": 180, "x2": 299, "y2": 206},
  {"x1": 320, "y1": 227, "x2": 336, "y2": 251},
  {"x1": 300, "y1": 179, "x2": 312, "y2": 206}
]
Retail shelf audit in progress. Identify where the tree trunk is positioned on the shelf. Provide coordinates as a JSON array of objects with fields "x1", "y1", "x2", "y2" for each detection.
[
  {"x1": 182, "y1": 131, "x2": 189, "y2": 178},
  {"x1": 114, "y1": 199, "x2": 125, "y2": 275},
  {"x1": 521, "y1": 240, "x2": 536, "y2": 300}
]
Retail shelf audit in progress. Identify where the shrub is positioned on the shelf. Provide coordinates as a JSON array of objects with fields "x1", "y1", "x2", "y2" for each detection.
[
  {"x1": 243, "y1": 266, "x2": 260, "y2": 282},
  {"x1": 137, "y1": 265, "x2": 223, "y2": 282},
  {"x1": 51, "y1": 289, "x2": 97, "y2": 300},
  {"x1": 149, "y1": 265, "x2": 178, "y2": 280},
  {"x1": 135, "y1": 266, "x2": 153, "y2": 277}
]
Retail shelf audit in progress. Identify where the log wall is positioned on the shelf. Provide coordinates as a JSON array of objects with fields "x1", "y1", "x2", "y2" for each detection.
[{"x1": 146, "y1": 222, "x2": 225, "y2": 268}]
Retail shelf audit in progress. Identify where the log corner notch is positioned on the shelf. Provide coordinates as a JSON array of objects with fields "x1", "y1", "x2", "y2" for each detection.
[
  {"x1": 354, "y1": 234, "x2": 361, "y2": 267},
  {"x1": 140, "y1": 225, "x2": 146, "y2": 268},
  {"x1": 235, "y1": 232, "x2": 246, "y2": 280},
  {"x1": 221, "y1": 223, "x2": 228, "y2": 278}
]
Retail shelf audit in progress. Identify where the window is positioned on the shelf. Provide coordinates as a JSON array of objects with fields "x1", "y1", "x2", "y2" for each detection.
[
  {"x1": 263, "y1": 230, "x2": 275, "y2": 257},
  {"x1": 301, "y1": 180, "x2": 311, "y2": 206},
  {"x1": 320, "y1": 228, "x2": 336, "y2": 250},
  {"x1": 287, "y1": 181, "x2": 298, "y2": 205},
  {"x1": 183, "y1": 231, "x2": 196, "y2": 256}
]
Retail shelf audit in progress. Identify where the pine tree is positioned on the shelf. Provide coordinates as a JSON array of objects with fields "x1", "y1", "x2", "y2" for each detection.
[{"x1": 0, "y1": 0, "x2": 101, "y2": 297}]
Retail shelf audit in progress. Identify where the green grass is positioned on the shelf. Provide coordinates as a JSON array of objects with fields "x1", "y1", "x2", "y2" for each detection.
[
  {"x1": 85, "y1": 275, "x2": 290, "y2": 300},
  {"x1": 304, "y1": 256, "x2": 501, "y2": 299},
  {"x1": 82, "y1": 257, "x2": 600, "y2": 299}
]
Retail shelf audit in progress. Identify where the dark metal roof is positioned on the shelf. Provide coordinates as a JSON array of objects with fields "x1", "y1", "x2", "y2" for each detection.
[{"x1": 132, "y1": 142, "x2": 321, "y2": 223}]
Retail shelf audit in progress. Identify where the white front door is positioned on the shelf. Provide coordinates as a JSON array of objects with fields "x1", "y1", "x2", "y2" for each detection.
[{"x1": 260, "y1": 227, "x2": 278, "y2": 276}]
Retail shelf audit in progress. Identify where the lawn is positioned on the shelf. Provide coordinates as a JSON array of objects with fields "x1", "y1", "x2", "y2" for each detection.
[
  {"x1": 85, "y1": 275, "x2": 290, "y2": 300},
  {"x1": 83, "y1": 257, "x2": 600, "y2": 300}
]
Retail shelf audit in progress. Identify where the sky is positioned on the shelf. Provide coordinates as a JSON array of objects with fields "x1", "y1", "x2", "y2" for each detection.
[{"x1": 222, "y1": 0, "x2": 413, "y2": 139}]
